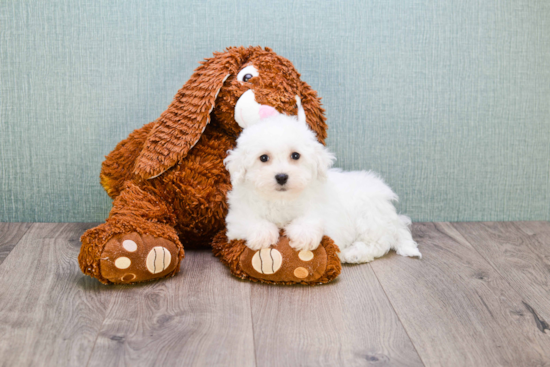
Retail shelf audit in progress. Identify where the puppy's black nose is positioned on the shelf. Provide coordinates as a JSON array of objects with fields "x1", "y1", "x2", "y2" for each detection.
[{"x1": 275, "y1": 173, "x2": 288, "y2": 185}]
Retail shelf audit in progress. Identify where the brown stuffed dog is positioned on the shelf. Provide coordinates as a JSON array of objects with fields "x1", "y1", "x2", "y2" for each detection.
[{"x1": 79, "y1": 46, "x2": 341, "y2": 285}]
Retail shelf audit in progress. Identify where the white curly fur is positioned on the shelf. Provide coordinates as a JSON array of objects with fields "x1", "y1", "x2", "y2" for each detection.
[{"x1": 224, "y1": 100, "x2": 421, "y2": 264}]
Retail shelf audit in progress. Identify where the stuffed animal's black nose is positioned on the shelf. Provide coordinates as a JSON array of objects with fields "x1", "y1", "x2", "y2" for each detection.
[{"x1": 275, "y1": 173, "x2": 288, "y2": 185}]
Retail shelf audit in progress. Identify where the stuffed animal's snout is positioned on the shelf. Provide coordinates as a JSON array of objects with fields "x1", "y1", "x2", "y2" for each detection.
[
  {"x1": 235, "y1": 90, "x2": 280, "y2": 128},
  {"x1": 259, "y1": 105, "x2": 278, "y2": 119}
]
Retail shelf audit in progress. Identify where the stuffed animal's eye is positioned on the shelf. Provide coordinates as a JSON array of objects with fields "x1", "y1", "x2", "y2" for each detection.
[
  {"x1": 291, "y1": 152, "x2": 300, "y2": 160},
  {"x1": 260, "y1": 154, "x2": 269, "y2": 162},
  {"x1": 237, "y1": 65, "x2": 259, "y2": 82}
]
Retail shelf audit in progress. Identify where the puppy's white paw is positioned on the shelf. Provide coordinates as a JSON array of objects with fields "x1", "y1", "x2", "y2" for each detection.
[
  {"x1": 339, "y1": 242, "x2": 375, "y2": 264},
  {"x1": 396, "y1": 244, "x2": 422, "y2": 259},
  {"x1": 340, "y1": 241, "x2": 395, "y2": 264},
  {"x1": 246, "y1": 224, "x2": 280, "y2": 250},
  {"x1": 285, "y1": 223, "x2": 323, "y2": 251}
]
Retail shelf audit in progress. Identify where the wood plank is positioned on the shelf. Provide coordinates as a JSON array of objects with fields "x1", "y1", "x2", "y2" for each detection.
[
  {"x1": 370, "y1": 222, "x2": 550, "y2": 367},
  {"x1": 86, "y1": 249, "x2": 256, "y2": 367},
  {"x1": 250, "y1": 264, "x2": 424, "y2": 367},
  {"x1": 450, "y1": 221, "x2": 550, "y2": 324},
  {"x1": 0, "y1": 223, "x2": 111, "y2": 367},
  {"x1": 0, "y1": 222, "x2": 32, "y2": 264}
]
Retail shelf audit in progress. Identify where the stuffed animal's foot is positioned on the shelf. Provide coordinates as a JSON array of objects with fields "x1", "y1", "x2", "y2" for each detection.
[
  {"x1": 212, "y1": 231, "x2": 341, "y2": 285},
  {"x1": 98, "y1": 232, "x2": 180, "y2": 284},
  {"x1": 79, "y1": 221, "x2": 184, "y2": 285}
]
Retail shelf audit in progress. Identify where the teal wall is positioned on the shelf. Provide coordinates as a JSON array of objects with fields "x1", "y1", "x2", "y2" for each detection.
[{"x1": 1, "y1": 0, "x2": 549, "y2": 222}]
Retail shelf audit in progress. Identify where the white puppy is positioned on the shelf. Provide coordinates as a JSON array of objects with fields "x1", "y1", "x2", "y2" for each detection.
[{"x1": 224, "y1": 99, "x2": 421, "y2": 263}]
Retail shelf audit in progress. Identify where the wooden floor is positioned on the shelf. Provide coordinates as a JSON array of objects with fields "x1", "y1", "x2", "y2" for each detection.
[{"x1": 0, "y1": 222, "x2": 549, "y2": 366}]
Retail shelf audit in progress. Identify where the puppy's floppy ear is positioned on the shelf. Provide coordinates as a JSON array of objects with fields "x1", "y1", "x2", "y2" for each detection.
[
  {"x1": 300, "y1": 81, "x2": 328, "y2": 145},
  {"x1": 223, "y1": 147, "x2": 248, "y2": 185},
  {"x1": 312, "y1": 142, "x2": 336, "y2": 181},
  {"x1": 134, "y1": 49, "x2": 245, "y2": 179}
]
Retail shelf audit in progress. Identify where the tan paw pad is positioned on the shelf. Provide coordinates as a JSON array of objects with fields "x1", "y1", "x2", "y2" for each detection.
[
  {"x1": 294, "y1": 267, "x2": 309, "y2": 278},
  {"x1": 146, "y1": 246, "x2": 172, "y2": 274},
  {"x1": 251, "y1": 248, "x2": 283, "y2": 274},
  {"x1": 298, "y1": 250, "x2": 314, "y2": 261},
  {"x1": 122, "y1": 240, "x2": 137, "y2": 252},
  {"x1": 121, "y1": 273, "x2": 136, "y2": 282},
  {"x1": 114, "y1": 257, "x2": 131, "y2": 269}
]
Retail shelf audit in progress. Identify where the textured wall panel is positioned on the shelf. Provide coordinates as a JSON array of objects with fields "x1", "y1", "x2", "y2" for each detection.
[{"x1": 1, "y1": 0, "x2": 549, "y2": 222}]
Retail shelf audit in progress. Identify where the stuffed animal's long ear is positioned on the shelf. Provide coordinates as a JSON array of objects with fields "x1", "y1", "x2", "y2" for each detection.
[
  {"x1": 300, "y1": 81, "x2": 328, "y2": 145},
  {"x1": 134, "y1": 51, "x2": 242, "y2": 179}
]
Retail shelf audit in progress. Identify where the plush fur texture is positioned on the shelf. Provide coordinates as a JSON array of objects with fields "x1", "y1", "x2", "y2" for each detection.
[
  {"x1": 224, "y1": 106, "x2": 422, "y2": 264},
  {"x1": 79, "y1": 46, "x2": 331, "y2": 284}
]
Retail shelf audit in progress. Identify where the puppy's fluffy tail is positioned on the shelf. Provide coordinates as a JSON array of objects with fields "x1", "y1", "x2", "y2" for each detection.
[
  {"x1": 398, "y1": 215, "x2": 412, "y2": 226},
  {"x1": 393, "y1": 215, "x2": 422, "y2": 259}
]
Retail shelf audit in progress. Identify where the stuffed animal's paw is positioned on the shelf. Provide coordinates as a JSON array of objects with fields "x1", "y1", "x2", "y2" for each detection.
[
  {"x1": 99, "y1": 232, "x2": 180, "y2": 284},
  {"x1": 213, "y1": 231, "x2": 342, "y2": 285}
]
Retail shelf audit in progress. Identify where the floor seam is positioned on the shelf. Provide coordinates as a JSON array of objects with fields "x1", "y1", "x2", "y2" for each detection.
[
  {"x1": 0, "y1": 222, "x2": 34, "y2": 267},
  {"x1": 84, "y1": 294, "x2": 114, "y2": 367},
  {"x1": 249, "y1": 284, "x2": 259, "y2": 367},
  {"x1": 369, "y1": 262, "x2": 427, "y2": 367}
]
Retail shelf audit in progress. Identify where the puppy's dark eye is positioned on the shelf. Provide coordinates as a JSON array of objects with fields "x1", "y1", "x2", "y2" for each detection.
[
  {"x1": 259, "y1": 154, "x2": 269, "y2": 162},
  {"x1": 291, "y1": 152, "x2": 300, "y2": 160},
  {"x1": 243, "y1": 73, "x2": 253, "y2": 82}
]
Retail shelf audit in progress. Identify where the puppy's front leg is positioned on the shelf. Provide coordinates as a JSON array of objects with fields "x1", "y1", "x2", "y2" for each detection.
[
  {"x1": 245, "y1": 220, "x2": 280, "y2": 250},
  {"x1": 226, "y1": 209, "x2": 280, "y2": 250},
  {"x1": 285, "y1": 216, "x2": 324, "y2": 251}
]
